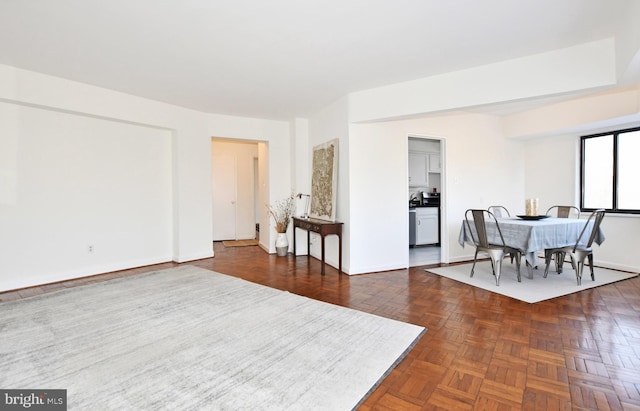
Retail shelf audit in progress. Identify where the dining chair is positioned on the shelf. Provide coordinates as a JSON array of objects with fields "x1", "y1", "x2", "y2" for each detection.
[
  {"x1": 487, "y1": 205, "x2": 515, "y2": 263},
  {"x1": 546, "y1": 205, "x2": 580, "y2": 219},
  {"x1": 464, "y1": 209, "x2": 522, "y2": 286},
  {"x1": 487, "y1": 205, "x2": 510, "y2": 218},
  {"x1": 543, "y1": 209, "x2": 605, "y2": 285},
  {"x1": 543, "y1": 205, "x2": 581, "y2": 274}
]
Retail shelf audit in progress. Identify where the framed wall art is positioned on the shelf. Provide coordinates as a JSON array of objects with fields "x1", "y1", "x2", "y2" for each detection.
[{"x1": 309, "y1": 139, "x2": 338, "y2": 221}]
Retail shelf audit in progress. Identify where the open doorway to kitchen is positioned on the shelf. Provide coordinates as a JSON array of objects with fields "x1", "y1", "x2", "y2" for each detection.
[{"x1": 408, "y1": 135, "x2": 444, "y2": 266}]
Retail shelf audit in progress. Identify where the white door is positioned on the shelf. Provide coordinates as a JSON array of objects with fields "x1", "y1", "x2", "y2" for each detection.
[{"x1": 212, "y1": 155, "x2": 237, "y2": 241}]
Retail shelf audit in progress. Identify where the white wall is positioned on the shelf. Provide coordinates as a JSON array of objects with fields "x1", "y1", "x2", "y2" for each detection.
[
  {"x1": 0, "y1": 64, "x2": 214, "y2": 270},
  {"x1": 0, "y1": 64, "x2": 292, "y2": 291},
  {"x1": 524, "y1": 135, "x2": 579, "y2": 208},
  {"x1": 0, "y1": 102, "x2": 173, "y2": 290},
  {"x1": 348, "y1": 122, "x2": 410, "y2": 273},
  {"x1": 257, "y1": 142, "x2": 270, "y2": 249},
  {"x1": 307, "y1": 97, "x2": 350, "y2": 270},
  {"x1": 292, "y1": 118, "x2": 311, "y2": 217}
]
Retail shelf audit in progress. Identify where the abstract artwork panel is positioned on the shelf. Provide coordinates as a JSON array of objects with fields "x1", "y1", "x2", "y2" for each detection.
[{"x1": 310, "y1": 139, "x2": 338, "y2": 221}]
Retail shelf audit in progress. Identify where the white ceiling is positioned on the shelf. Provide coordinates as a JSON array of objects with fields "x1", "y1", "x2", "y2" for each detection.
[{"x1": 0, "y1": 0, "x2": 634, "y2": 120}]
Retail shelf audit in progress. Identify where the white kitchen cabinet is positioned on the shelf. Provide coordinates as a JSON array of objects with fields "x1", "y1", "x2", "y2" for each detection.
[
  {"x1": 415, "y1": 207, "x2": 439, "y2": 245},
  {"x1": 408, "y1": 152, "x2": 429, "y2": 187},
  {"x1": 428, "y1": 152, "x2": 441, "y2": 173}
]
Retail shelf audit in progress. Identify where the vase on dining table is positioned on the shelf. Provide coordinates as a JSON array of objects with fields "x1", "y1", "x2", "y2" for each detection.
[{"x1": 275, "y1": 232, "x2": 288, "y2": 256}]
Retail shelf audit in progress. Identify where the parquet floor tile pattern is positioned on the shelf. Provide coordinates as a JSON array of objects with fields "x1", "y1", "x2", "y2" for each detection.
[{"x1": 2, "y1": 242, "x2": 639, "y2": 410}]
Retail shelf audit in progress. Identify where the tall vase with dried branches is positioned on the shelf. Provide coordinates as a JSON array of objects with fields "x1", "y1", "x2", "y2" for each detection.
[{"x1": 267, "y1": 192, "x2": 295, "y2": 256}]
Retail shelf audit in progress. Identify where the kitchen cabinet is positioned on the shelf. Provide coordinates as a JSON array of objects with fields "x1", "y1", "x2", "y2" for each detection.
[
  {"x1": 408, "y1": 152, "x2": 429, "y2": 187},
  {"x1": 415, "y1": 207, "x2": 439, "y2": 245},
  {"x1": 428, "y1": 152, "x2": 441, "y2": 173},
  {"x1": 409, "y1": 151, "x2": 441, "y2": 187}
]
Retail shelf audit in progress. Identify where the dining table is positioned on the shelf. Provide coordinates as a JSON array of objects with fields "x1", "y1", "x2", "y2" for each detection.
[{"x1": 458, "y1": 215, "x2": 606, "y2": 279}]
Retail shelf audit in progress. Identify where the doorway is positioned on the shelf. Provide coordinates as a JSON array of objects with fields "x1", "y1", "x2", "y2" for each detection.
[
  {"x1": 408, "y1": 135, "x2": 444, "y2": 266},
  {"x1": 211, "y1": 139, "x2": 261, "y2": 242}
]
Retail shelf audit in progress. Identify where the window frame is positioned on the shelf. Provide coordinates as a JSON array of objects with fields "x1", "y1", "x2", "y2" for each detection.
[{"x1": 580, "y1": 126, "x2": 640, "y2": 215}]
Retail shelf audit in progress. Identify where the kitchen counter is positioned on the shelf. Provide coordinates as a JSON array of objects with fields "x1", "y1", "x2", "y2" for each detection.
[{"x1": 409, "y1": 204, "x2": 439, "y2": 208}]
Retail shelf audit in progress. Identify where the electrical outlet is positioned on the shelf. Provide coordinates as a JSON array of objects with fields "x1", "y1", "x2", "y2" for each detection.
[{"x1": 88, "y1": 245, "x2": 93, "y2": 253}]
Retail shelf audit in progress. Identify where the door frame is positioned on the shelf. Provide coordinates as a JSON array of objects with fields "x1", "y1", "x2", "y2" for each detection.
[
  {"x1": 407, "y1": 134, "x2": 448, "y2": 264},
  {"x1": 211, "y1": 138, "x2": 269, "y2": 246}
]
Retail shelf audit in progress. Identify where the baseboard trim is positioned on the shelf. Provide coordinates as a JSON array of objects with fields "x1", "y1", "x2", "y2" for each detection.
[{"x1": 0, "y1": 257, "x2": 173, "y2": 294}]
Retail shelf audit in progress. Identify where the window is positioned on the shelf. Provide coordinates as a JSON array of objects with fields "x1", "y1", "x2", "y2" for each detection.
[{"x1": 581, "y1": 127, "x2": 640, "y2": 214}]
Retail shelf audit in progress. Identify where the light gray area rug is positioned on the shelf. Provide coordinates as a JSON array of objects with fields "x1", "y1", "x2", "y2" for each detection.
[
  {"x1": 0, "y1": 266, "x2": 425, "y2": 410},
  {"x1": 427, "y1": 260, "x2": 637, "y2": 303}
]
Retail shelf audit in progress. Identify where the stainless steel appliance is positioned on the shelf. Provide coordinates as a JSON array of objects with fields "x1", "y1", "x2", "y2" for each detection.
[{"x1": 421, "y1": 192, "x2": 440, "y2": 206}]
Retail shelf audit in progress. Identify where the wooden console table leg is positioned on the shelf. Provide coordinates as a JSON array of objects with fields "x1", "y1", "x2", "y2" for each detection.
[
  {"x1": 321, "y1": 234, "x2": 326, "y2": 275},
  {"x1": 338, "y1": 231, "x2": 342, "y2": 275},
  {"x1": 292, "y1": 217, "x2": 343, "y2": 276}
]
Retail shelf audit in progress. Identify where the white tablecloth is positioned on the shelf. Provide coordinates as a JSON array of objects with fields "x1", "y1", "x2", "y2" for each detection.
[{"x1": 459, "y1": 216, "x2": 606, "y2": 267}]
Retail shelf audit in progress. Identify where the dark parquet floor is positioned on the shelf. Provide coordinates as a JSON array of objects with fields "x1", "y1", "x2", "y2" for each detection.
[{"x1": 2, "y1": 242, "x2": 639, "y2": 410}]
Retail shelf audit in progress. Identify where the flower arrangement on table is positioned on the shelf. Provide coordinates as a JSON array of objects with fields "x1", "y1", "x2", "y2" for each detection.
[{"x1": 267, "y1": 192, "x2": 296, "y2": 233}]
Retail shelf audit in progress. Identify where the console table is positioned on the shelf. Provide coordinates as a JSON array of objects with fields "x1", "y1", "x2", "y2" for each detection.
[{"x1": 292, "y1": 217, "x2": 343, "y2": 275}]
